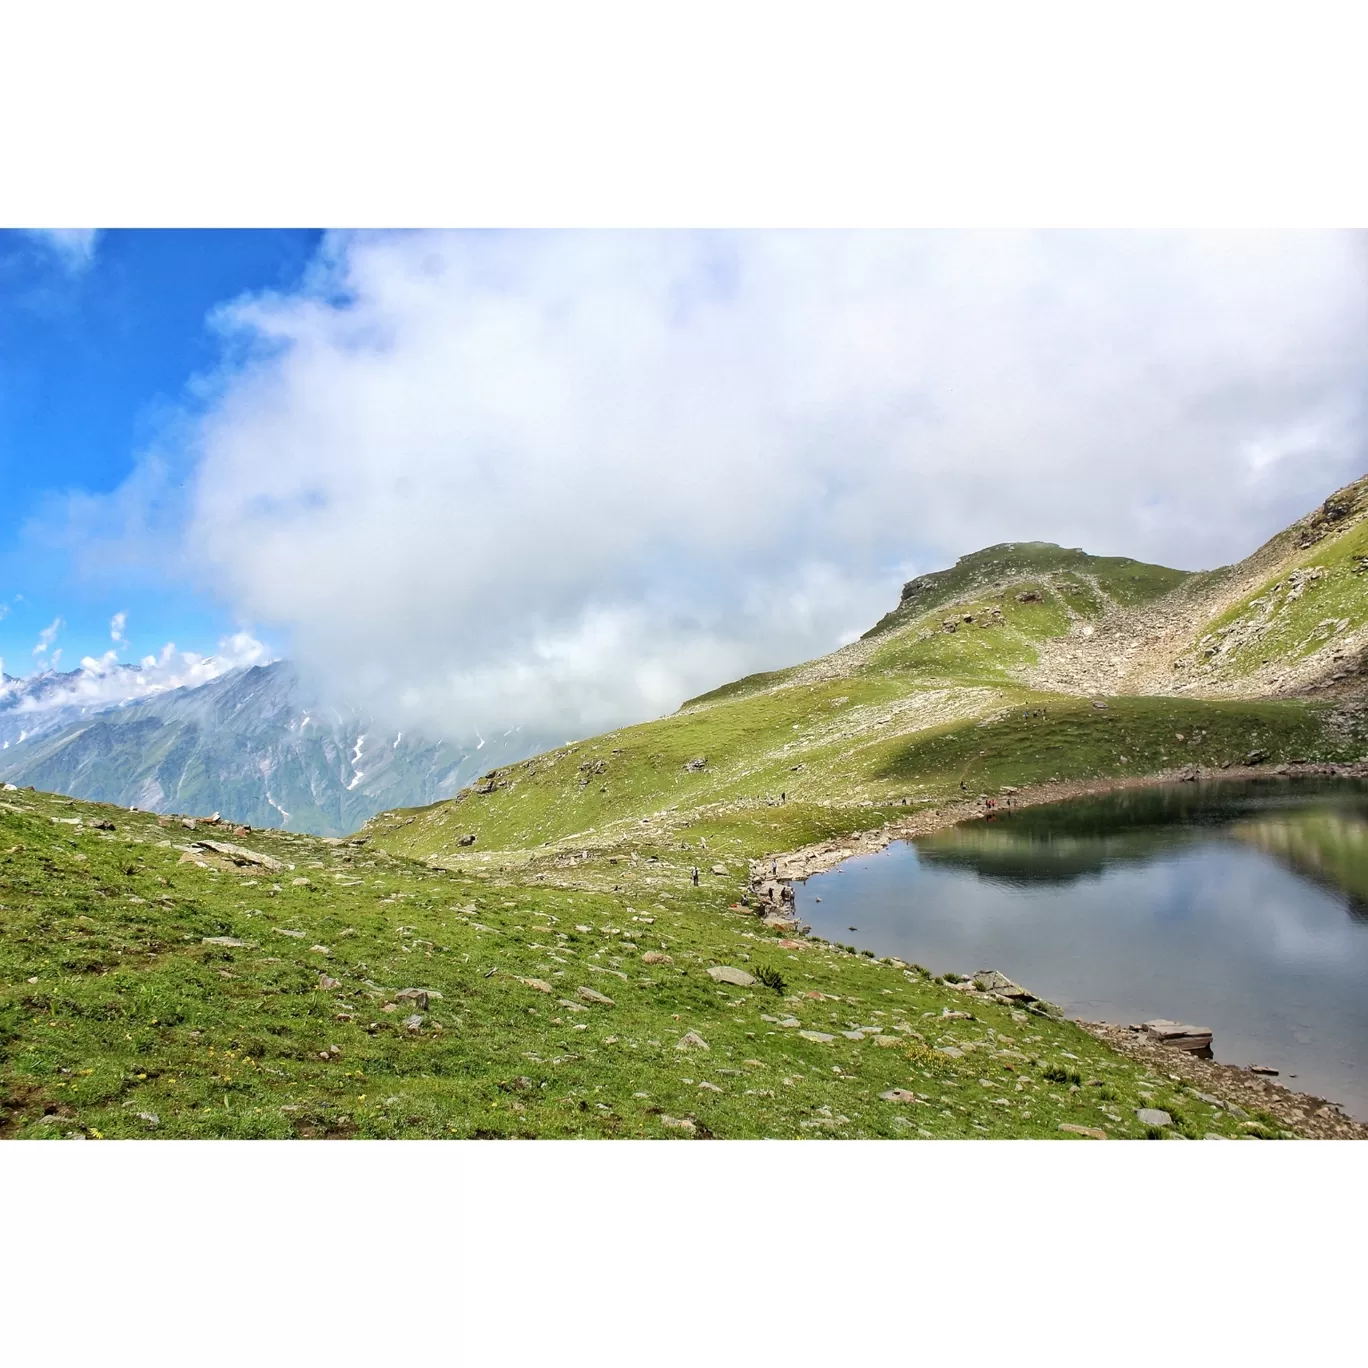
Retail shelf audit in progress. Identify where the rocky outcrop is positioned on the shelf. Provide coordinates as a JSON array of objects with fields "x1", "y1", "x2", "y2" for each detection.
[{"x1": 1140, "y1": 1019, "x2": 1214, "y2": 1055}]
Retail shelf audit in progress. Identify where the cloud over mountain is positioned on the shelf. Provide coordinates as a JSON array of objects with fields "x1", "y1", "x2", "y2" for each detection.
[
  {"x1": 0, "y1": 632, "x2": 271, "y2": 745},
  {"x1": 99, "y1": 231, "x2": 1368, "y2": 737}
]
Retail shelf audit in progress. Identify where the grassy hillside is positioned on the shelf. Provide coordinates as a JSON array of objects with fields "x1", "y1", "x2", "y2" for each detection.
[
  {"x1": 0, "y1": 786, "x2": 1284, "y2": 1139},
  {"x1": 367, "y1": 540, "x2": 1367, "y2": 876}
]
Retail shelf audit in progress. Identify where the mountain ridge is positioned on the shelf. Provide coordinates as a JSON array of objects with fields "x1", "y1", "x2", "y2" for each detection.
[{"x1": 363, "y1": 473, "x2": 1368, "y2": 880}]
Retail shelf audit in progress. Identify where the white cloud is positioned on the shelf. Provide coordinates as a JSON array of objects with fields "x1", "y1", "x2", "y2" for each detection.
[
  {"x1": 110, "y1": 610, "x2": 128, "y2": 645},
  {"x1": 32, "y1": 617, "x2": 63, "y2": 656},
  {"x1": 0, "y1": 632, "x2": 273, "y2": 719},
  {"x1": 23, "y1": 228, "x2": 100, "y2": 272},
  {"x1": 76, "y1": 230, "x2": 1368, "y2": 739}
]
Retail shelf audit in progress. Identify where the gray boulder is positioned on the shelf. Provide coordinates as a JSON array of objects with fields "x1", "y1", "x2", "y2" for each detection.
[
  {"x1": 707, "y1": 965, "x2": 756, "y2": 987},
  {"x1": 1136, "y1": 1108, "x2": 1172, "y2": 1127}
]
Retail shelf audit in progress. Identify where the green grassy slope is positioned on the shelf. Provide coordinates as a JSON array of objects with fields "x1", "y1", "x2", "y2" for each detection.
[
  {"x1": 0, "y1": 787, "x2": 1281, "y2": 1139},
  {"x1": 368, "y1": 540, "x2": 1365, "y2": 872},
  {"x1": 9, "y1": 477, "x2": 1368, "y2": 1140}
]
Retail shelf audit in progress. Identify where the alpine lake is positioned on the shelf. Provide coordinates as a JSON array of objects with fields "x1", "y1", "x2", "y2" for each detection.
[{"x1": 798, "y1": 778, "x2": 1368, "y2": 1120}]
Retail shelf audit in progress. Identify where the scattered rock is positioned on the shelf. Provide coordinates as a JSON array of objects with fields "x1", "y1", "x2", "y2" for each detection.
[
  {"x1": 1141, "y1": 1019, "x2": 1213, "y2": 1054},
  {"x1": 291, "y1": 877, "x2": 310, "y2": 887},
  {"x1": 201, "y1": 936, "x2": 252, "y2": 948},
  {"x1": 517, "y1": 977, "x2": 554, "y2": 993},
  {"x1": 710, "y1": 864, "x2": 728, "y2": 876},
  {"x1": 798, "y1": 1030, "x2": 835, "y2": 1043},
  {"x1": 1136, "y1": 1108, "x2": 1172, "y2": 1127},
  {"x1": 660, "y1": 1115, "x2": 697, "y2": 1133},
  {"x1": 87, "y1": 818, "x2": 115, "y2": 831},
  {"x1": 395, "y1": 987, "x2": 443, "y2": 1009},
  {"x1": 641, "y1": 951, "x2": 673, "y2": 965},
  {"x1": 576, "y1": 986, "x2": 615, "y2": 1006},
  {"x1": 193, "y1": 840, "x2": 285, "y2": 872},
  {"x1": 675, "y1": 1031, "x2": 709, "y2": 1051},
  {"x1": 935, "y1": 1046, "x2": 964, "y2": 1059},
  {"x1": 402, "y1": 1014, "x2": 425, "y2": 1032},
  {"x1": 1080, "y1": 1019, "x2": 1365, "y2": 1139},
  {"x1": 135, "y1": 1112, "x2": 160, "y2": 1127},
  {"x1": 275, "y1": 928, "x2": 306, "y2": 939},
  {"x1": 880, "y1": 1088, "x2": 919, "y2": 1104},
  {"x1": 698, "y1": 1080, "x2": 723, "y2": 1093},
  {"x1": 1249, "y1": 1064, "x2": 1279, "y2": 1076},
  {"x1": 707, "y1": 965, "x2": 756, "y2": 987},
  {"x1": 1058, "y1": 1123, "x2": 1108, "y2": 1139}
]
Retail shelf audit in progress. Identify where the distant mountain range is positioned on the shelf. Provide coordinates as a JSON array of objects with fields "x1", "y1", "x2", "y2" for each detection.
[{"x1": 0, "y1": 659, "x2": 544, "y2": 836}]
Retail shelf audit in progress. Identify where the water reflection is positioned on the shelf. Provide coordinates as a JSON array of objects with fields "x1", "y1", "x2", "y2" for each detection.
[
  {"x1": 1226, "y1": 811, "x2": 1368, "y2": 920},
  {"x1": 917, "y1": 779, "x2": 1368, "y2": 898},
  {"x1": 798, "y1": 779, "x2": 1368, "y2": 1118}
]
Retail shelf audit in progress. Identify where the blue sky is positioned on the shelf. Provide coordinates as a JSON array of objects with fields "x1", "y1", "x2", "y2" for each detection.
[{"x1": 0, "y1": 228, "x2": 320, "y2": 676}]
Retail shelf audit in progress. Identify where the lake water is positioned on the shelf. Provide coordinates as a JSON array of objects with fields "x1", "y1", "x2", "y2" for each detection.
[{"x1": 797, "y1": 779, "x2": 1368, "y2": 1119}]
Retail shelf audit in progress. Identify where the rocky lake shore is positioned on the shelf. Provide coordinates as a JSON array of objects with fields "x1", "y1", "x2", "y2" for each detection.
[{"x1": 758, "y1": 761, "x2": 1368, "y2": 1137}]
